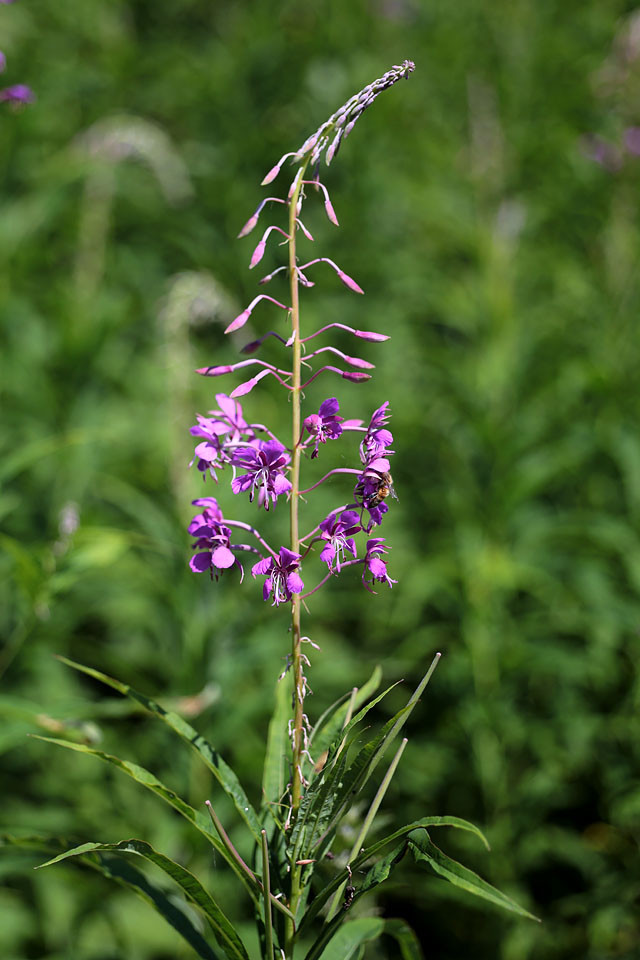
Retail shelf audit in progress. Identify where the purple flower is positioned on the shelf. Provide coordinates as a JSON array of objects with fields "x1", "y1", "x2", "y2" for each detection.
[
  {"x1": 190, "y1": 394, "x2": 257, "y2": 477},
  {"x1": 304, "y1": 397, "x2": 343, "y2": 458},
  {"x1": 189, "y1": 421, "x2": 225, "y2": 480},
  {"x1": 0, "y1": 84, "x2": 35, "y2": 104},
  {"x1": 360, "y1": 401, "x2": 393, "y2": 463},
  {"x1": 354, "y1": 456, "x2": 395, "y2": 528},
  {"x1": 231, "y1": 439, "x2": 292, "y2": 509},
  {"x1": 318, "y1": 509, "x2": 361, "y2": 571},
  {"x1": 252, "y1": 547, "x2": 304, "y2": 605},
  {"x1": 363, "y1": 538, "x2": 397, "y2": 592},
  {"x1": 188, "y1": 497, "x2": 244, "y2": 580}
]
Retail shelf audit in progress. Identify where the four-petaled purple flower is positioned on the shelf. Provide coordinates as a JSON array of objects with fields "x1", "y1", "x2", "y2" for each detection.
[
  {"x1": 304, "y1": 397, "x2": 343, "y2": 458},
  {"x1": 231, "y1": 439, "x2": 292, "y2": 509},
  {"x1": 360, "y1": 400, "x2": 393, "y2": 462},
  {"x1": 319, "y1": 509, "x2": 361, "y2": 572},
  {"x1": 252, "y1": 547, "x2": 304, "y2": 605},
  {"x1": 362, "y1": 538, "x2": 397, "y2": 593},
  {"x1": 188, "y1": 497, "x2": 244, "y2": 580}
]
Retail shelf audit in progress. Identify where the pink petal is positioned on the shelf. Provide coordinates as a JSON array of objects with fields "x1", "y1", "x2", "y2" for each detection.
[{"x1": 212, "y1": 546, "x2": 235, "y2": 569}]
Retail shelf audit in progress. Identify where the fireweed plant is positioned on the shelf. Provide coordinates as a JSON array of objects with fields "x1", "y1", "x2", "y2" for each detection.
[{"x1": 29, "y1": 63, "x2": 537, "y2": 959}]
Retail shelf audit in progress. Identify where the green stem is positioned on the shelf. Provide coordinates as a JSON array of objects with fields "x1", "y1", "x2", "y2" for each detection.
[
  {"x1": 286, "y1": 161, "x2": 309, "y2": 959},
  {"x1": 261, "y1": 830, "x2": 274, "y2": 960}
]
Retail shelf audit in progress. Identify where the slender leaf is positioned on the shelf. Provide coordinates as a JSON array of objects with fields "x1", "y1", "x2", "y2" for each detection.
[
  {"x1": 360, "y1": 654, "x2": 440, "y2": 790},
  {"x1": 38, "y1": 838, "x2": 250, "y2": 960},
  {"x1": 308, "y1": 666, "x2": 382, "y2": 762},
  {"x1": 299, "y1": 816, "x2": 489, "y2": 933},
  {"x1": 308, "y1": 707, "x2": 411, "y2": 860},
  {"x1": 262, "y1": 677, "x2": 290, "y2": 808},
  {"x1": 3, "y1": 834, "x2": 220, "y2": 960},
  {"x1": 315, "y1": 917, "x2": 385, "y2": 960},
  {"x1": 359, "y1": 842, "x2": 407, "y2": 895},
  {"x1": 30, "y1": 735, "x2": 258, "y2": 903},
  {"x1": 408, "y1": 829, "x2": 539, "y2": 921},
  {"x1": 56, "y1": 656, "x2": 262, "y2": 841},
  {"x1": 382, "y1": 919, "x2": 424, "y2": 960}
]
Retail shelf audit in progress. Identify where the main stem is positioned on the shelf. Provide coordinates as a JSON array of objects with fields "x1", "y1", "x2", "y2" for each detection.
[{"x1": 286, "y1": 163, "x2": 308, "y2": 958}]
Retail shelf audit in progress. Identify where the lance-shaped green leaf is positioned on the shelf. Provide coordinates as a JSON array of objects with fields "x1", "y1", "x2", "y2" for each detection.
[
  {"x1": 383, "y1": 919, "x2": 424, "y2": 960},
  {"x1": 30, "y1": 735, "x2": 258, "y2": 903},
  {"x1": 56, "y1": 656, "x2": 261, "y2": 841},
  {"x1": 307, "y1": 665, "x2": 382, "y2": 764},
  {"x1": 262, "y1": 677, "x2": 290, "y2": 809},
  {"x1": 408, "y1": 829, "x2": 539, "y2": 920},
  {"x1": 38, "y1": 838, "x2": 250, "y2": 960},
  {"x1": 307, "y1": 706, "x2": 411, "y2": 862},
  {"x1": 308, "y1": 916, "x2": 385, "y2": 960},
  {"x1": 299, "y1": 815, "x2": 489, "y2": 933},
  {"x1": 5, "y1": 833, "x2": 219, "y2": 960}
]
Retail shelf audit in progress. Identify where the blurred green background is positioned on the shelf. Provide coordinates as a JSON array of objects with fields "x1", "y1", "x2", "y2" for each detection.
[{"x1": 2, "y1": 1, "x2": 640, "y2": 958}]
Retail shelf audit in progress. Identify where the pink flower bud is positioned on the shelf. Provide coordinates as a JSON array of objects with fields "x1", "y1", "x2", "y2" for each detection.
[
  {"x1": 230, "y1": 378, "x2": 258, "y2": 398},
  {"x1": 336, "y1": 269, "x2": 364, "y2": 294},
  {"x1": 355, "y1": 329, "x2": 390, "y2": 341},
  {"x1": 225, "y1": 309, "x2": 251, "y2": 334},
  {"x1": 237, "y1": 214, "x2": 258, "y2": 239},
  {"x1": 324, "y1": 197, "x2": 339, "y2": 226},
  {"x1": 296, "y1": 218, "x2": 314, "y2": 241},
  {"x1": 250, "y1": 239, "x2": 266, "y2": 269},
  {"x1": 342, "y1": 371, "x2": 371, "y2": 382},
  {"x1": 196, "y1": 364, "x2": 234, "y2": 376},
  {"x1": 261, "y1": 163, "x2": 282, "y2": 186},
  {"x1": 344, "y1": 355, "x2": 374, "y2": 370}
]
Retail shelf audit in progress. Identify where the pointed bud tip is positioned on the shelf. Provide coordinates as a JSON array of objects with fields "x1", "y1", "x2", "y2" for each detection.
[
  {"x1": 237, "y1": 215, "x2": 259, "y2": 239},
  {"x1": 225, "y1": 310, "x2": 251, "y2": 334},
  {"x1": 356, "y1": 330, "x2": 390, "y2": 341},
  {"x1": 249, "y1": 240, "x2": 266, "y2": 269},
  {"x1": 337, "y1": 271, "x2": 365, "y2": 294},
  {"x1": 261, "y1": 164, "x2": 281, "y2": 186},
  {"x1": 324, "y1": 200, "x2": 339, "y2": 226}
]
